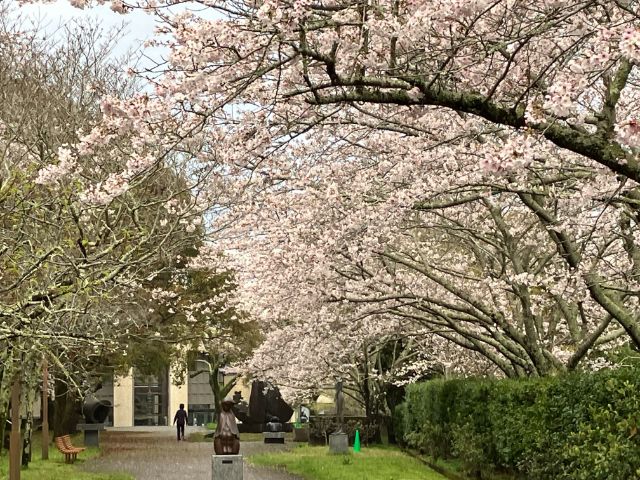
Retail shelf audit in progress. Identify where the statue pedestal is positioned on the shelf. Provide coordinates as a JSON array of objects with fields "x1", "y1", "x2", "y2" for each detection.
[
  {"x1": 329, "y1": 432, "x2": 348, "y2": 454},
  {"x1": 212, "y1": 454, "x2": 243, "y2": 480},
  {"x1": 293, "y1": 427, "x2": 309, "y2": 442},
  {"x1": 76, "y1": 423, "x2": 105, "y2": 447},
  {"x1": 263, "y1": 431, "x2": 285, "y2": 444}
]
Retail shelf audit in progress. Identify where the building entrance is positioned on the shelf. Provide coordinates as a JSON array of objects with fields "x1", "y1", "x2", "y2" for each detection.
[{"x1": 134, "y1": 369, "x2": 169, "y2": 426}]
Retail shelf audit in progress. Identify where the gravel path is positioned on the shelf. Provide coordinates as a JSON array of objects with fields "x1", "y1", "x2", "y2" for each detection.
[{"x1": 82, "y1": 428, "x2": 302, "y2": 480}]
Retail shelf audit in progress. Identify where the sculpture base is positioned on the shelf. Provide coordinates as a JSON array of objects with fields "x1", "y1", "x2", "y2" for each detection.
[
  {"x1": 76, "y1": 423, "x2": 105, "y2": 447},
  {"x1": 329, "y1": 432, "x2": 348, "y2": 454},
  {"x1": 293, "y1": 427, "x2": 309, "y2": 442},
  {"x1": 263, "y1": 431, "x2": 285, "y2": 444},
  {"x1": 212, "y1": 454, "x2": 243, "y2": 480}
]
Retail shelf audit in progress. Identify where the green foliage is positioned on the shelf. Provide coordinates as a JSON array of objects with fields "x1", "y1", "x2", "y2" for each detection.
[
  {"x1": 123, "y1": 342, "x2": 173, "y2": 377},
  {"x1": 394, "y1": 368, "x2": 640, "y2": 479},
  {"x1": 391, "y1": 402, "x2": 407, "y2": 447},
  {"x1": 597, "y1": 343, "x2": 640, "y2": 368},
  {"x1": 250, "y1": 444, "x2": 447, "y2": 480}
]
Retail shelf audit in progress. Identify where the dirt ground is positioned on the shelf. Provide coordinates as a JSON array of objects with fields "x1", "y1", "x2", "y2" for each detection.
[{"x1": 82, "y1": 427, "x2": 302, "y2": 480}]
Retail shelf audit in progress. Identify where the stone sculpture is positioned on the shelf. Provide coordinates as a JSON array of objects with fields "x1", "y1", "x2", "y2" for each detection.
[
  {"x1": 334, "y1": 380, "x2": 345, "y2": 433},
  {"x1": 232, "y1": 380, "x2": 293, "y2": 432}
]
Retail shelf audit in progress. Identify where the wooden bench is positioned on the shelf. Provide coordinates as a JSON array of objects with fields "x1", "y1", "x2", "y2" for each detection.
[
  {"x1": 62, "y1": 435, "x2": 86, "y2": 453},
  {"x1": 54, "y1": 435, "x2": 85, "y2": 463}
]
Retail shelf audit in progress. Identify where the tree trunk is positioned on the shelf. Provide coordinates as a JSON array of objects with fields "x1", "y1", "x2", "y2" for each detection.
[
  {"x1": 209, "y1": 365, "x2": 238, "y2": 423},
  {"x1": 0, "y1": 406, "x2": 7, "y2": 456},
  {"x1": 21, "y1": 412, "x2": 32, "y2": 467},
  {"x1": 9, "y1": 376, "x2": 21, "y2": 480},
  {"x1": 385, "y1": 383, "x2": 406, "y2": 444},
  {"x1": 53, "y1": 379, "x2": 79, "y2": 437},
  {"x1": 210, "y1": 364, "x2": 222, "y2": 418},
  {"x1": 41, "y1": 359, "x2": 49, "y2": 460}
]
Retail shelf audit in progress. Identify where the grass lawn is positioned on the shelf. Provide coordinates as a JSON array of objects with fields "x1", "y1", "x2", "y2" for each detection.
[
  {"x1": 0, "y1": 433, "x2": 132, "y2": 480},
  {"x1": 249, "y1": 444, "x2": 448, "y2": 480}
]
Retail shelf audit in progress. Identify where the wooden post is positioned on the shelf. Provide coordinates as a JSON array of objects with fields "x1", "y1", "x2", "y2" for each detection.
[
  {"x1": 42, "y1": 358, "x2": 49, "y2": 460},
  {"x1": 9, "y1": 375, "x2": 22, "y2": 480}
]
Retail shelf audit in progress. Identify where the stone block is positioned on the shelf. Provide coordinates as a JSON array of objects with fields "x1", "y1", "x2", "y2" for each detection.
[
  {"x1": 76, "y1": 423, "x2": 105, "y2": 447},
  {"x1": 212, "y1": 454, "x2": 243, "y2": 480},
  {"x1": 263, "y1": 431, "x2": 285, "y2": 444},
  {"x1": 293, "y1": 427, "x2": 309, "y2": 442},
  {"x1": 329, "y1": 432, "x2": 348, "y2": 454}
]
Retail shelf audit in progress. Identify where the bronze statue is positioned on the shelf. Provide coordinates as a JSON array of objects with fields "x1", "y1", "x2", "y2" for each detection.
[
  {"x1": 335, "y1": 380, "x2": 345, "y2": 433},
  {"x1": 214, "y1": 399, "x2": 240, "y2": 455},
  {"x1": 232, "y1": 381, "x2": 293, "y2": 433}
]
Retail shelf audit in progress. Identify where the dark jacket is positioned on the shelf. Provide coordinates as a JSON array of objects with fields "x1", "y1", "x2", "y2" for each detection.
[{"x1": 174, "y1": 409, "x2": 188, "y2": 425}]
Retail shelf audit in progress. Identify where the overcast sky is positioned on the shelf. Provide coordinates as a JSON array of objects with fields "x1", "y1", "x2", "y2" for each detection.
[{"x1": 13, "y1": 1, "x2": 158, "y2": 59}]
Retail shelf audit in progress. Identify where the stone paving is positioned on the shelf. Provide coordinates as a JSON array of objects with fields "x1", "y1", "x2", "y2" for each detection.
[{"x1": 82, "y1": 427, "x2": 302, "y2": 480}]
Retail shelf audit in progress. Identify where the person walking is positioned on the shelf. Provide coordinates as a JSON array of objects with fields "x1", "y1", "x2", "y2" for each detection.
[{"x1": 173, "y1": 403, "x2": 188, "y2": 441}]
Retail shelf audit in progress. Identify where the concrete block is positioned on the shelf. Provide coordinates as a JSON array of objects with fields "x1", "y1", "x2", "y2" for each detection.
[
  {"x1": 263, "y1": 431, "x2": 285, "y2": 444},
  {"x1": 212, "y1": 454, "x2": 243, "y2": 480},
  {"x1": 329, "y1": 432, "x2": 348, "y2": 454},
  {"x1": 293, "y1": 427, "x2": 309, "y2": 442},
  {"x1": 76, "y1": 423, "x2": 105, "y2": 447}
]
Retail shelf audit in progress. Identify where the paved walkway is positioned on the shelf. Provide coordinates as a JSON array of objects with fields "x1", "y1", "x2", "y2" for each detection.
[{"x1": 82, "y1": 427, "x2": 302, "y2": 480}]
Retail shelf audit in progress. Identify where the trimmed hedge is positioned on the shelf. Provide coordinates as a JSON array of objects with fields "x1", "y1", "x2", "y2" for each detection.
[{"x1": 395, "y1": 368, "x2": 640, "y2": 479}]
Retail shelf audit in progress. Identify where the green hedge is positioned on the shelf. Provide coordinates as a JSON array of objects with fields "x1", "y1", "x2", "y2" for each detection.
[{"x1": 395, "y1": 368, "x2": 640, "y2": 479}]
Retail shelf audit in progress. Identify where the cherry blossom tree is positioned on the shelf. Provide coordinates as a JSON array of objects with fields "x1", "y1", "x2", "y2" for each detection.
[{"x1": 24, "y1": 0, "x2": 640, "y2": 405}]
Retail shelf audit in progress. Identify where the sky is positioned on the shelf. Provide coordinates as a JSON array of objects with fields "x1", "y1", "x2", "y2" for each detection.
[
  {"x1": 12, "y1": 1, "x2": 159, "y2": 60},
  {"x1": 12, "y1": 1, "x2": 224, "y2": 71}
]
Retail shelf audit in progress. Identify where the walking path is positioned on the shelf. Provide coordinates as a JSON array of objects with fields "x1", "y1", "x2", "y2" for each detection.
[{"x1": 82, "y1": 427, "x2": 301, "y2": 480}]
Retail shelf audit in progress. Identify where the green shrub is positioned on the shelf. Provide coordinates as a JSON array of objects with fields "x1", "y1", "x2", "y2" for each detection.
[
  {"x1": 397, "y1": 368, "x2": 640, "y2": 480},
  {"x1": 556, "y1": 372, "x2": 640, "y2": 480},
  {"x1": 392, "y1": 402, "x2": 407, "y2": 445}
]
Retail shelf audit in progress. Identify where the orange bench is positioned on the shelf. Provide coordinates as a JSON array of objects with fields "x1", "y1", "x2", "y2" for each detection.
[
  {"x1": 62, "y1": 434, "x2": 86, "y2": 453},
  {"x1": 54, "y1": 435, "x2": 85, "y2": 463}
]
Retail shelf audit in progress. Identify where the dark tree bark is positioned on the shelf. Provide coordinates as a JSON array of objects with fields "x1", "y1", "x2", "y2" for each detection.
[
  {"x1": 21, "y1": 413, "x2": 32, "y2": 467},
  {"x1": 209, "y1": 364, "x2": 237, "y2": 420},
  {"x1": 53, "y1": 379, "x2": 80, "y2": 437},
  {"x1": 0, "y1": 406, "x2": 7, "y2": 456}
]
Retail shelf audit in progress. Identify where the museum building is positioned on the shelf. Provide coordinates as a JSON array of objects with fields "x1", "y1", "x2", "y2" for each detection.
[{"x1": 92, "y1": 359, "x2": 251, "y2": 427}]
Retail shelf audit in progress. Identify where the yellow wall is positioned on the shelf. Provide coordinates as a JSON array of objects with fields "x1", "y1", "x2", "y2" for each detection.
[
  {"x1": 113, "y1": 368, "x2": 134, "y2": 427},
  {"x1": 169, "y1": 363, "x2": 188, "y2": 423}
]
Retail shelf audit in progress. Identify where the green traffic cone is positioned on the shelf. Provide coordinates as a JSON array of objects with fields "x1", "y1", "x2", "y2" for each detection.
[{"x1": 353, "y1": 429, "x2": 361, "y2": 452}]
